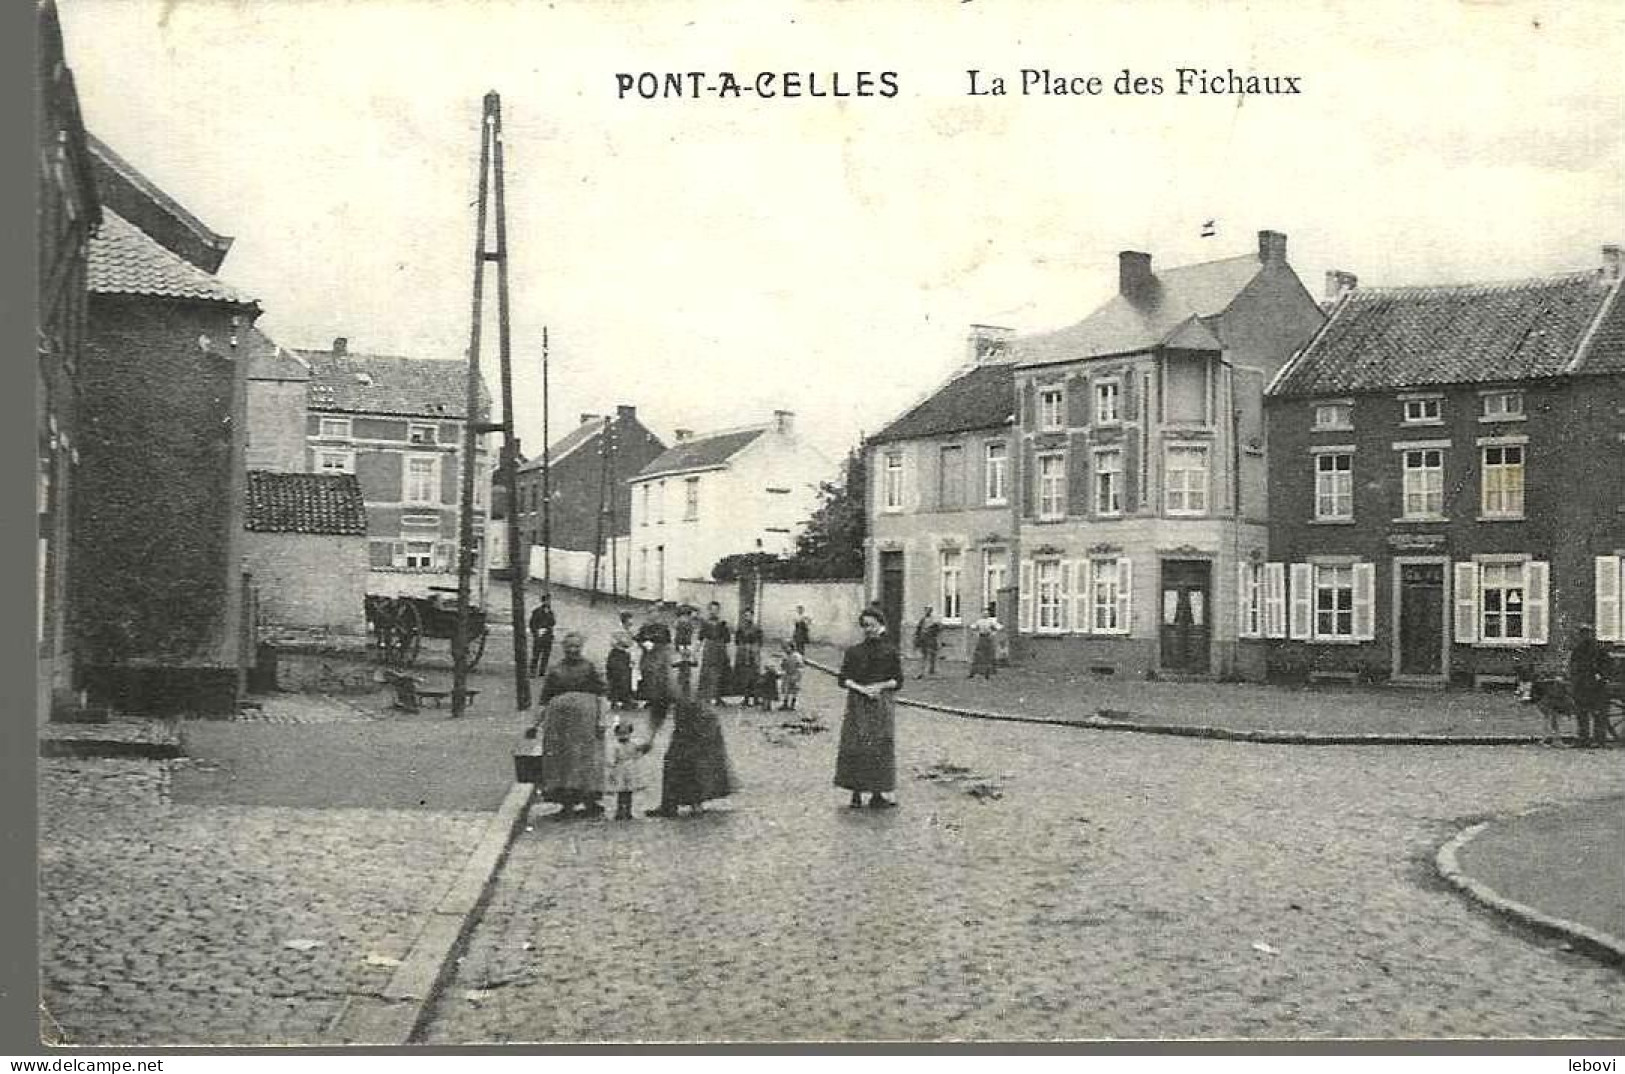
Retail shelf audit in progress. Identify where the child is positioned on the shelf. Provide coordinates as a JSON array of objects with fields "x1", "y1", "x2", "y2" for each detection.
[
  {"x1": 778, "y1": 641, "x2": 804, "y2": 711},
  {"x1": 605, "y1": 634, "x2": 635, "y2": 710},
  {"x1": 603, "y1": 719, "x2": 651, "y2": 819},
  {"x1": 757, "y1": 663, "x2": 781, "y2": 710}
]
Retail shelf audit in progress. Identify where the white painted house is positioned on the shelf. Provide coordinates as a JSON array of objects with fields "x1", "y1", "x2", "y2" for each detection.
[{"x1": 627, "y1": 411, "x2": 832, "y2": 601}]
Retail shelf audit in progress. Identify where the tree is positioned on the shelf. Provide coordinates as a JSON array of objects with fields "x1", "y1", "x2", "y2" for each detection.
[{"x1": 780, "y1": 440, "x2": 867, "y2": 580}]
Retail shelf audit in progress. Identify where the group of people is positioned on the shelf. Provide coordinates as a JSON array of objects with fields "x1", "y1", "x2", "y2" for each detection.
[
  {"x1": 523, "y1": 599, "x2": 909, "y2": 816},
  {"x1": 912, "y1": 604, "x2": 1003, "y2": 680}
]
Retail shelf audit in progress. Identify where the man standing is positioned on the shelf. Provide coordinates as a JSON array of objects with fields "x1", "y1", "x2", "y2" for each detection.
[
  {"x1": 1570, "y1": 625, "x2": 1610, "y2": 748},
  {"x1": 791, "y1": 605, "x2": 812, "y2": 655},
  {"x1": 913, "y1": 607, "x2": 941, "y2": 679},
  {"x1": 528, "y1": 593, "x2": 556, "y2": 678}
]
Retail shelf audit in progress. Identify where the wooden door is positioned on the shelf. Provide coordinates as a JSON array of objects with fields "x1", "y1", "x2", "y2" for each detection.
[
  {"x1": 880, "y1": 551, "x2": 905, "y2": 638},
  {"x1": 1397, "y1": 562, "x2": 1444, "y2": 676},
  {"x1": 1159, "y1": 560, "x2": 1211, "y2": 673}
]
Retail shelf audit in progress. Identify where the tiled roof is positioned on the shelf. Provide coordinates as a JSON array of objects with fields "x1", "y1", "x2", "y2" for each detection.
[
  {"x1": 636, "y1": 428, "x2": 764, "y2": 480},
  {"x1": 298, "y1": 348, "x2": 491, "y2": 420},
  {"x1": 242, "y1": 325, "x2": 310, "y2": 381},
  {"x1": 1016, "y1": 253, "x2": 1264, "y2": 367},
  {"x1": 87, "y1": 208, "x2": 256, "y2": 306},
  {"x1": 519, "y1": 421, "x2": 603, "y2": 473},
  {"x1": 1270, "y1": 271, "x2": 1618, "y2": 397},
  {"x1": 1579, "y1": 283, "x2": 1625, "y2": 375},
  {"x1": 245, "y1": 472, "x2": 367, "y2": 536},
  {"x1": 87, "y1": 134, "x2": 232, "y2": 273},
  {"x1": 869, "y1": 362, "x2": 1015, "y2": 445}
]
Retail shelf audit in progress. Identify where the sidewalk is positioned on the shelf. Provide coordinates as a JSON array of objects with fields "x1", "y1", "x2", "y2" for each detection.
[{"x1": 809, "y1": 646, "x2": 1547, "y2": 744}]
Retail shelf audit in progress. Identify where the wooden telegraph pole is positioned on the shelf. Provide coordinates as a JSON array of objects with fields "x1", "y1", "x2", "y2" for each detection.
[{"x1": 455, "y1": 90, "x2": 530, "y2": 718}]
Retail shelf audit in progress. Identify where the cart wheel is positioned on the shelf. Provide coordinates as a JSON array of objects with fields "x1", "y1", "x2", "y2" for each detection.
[
  {"x1": 466, "y1": 623, "x2": 488, "y2": 670},
  {"x1": 396, "y1": 601, "x2": 423, "y2": 667}
]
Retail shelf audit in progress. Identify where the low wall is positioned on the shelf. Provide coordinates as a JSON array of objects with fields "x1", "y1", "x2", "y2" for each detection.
[
  {"x1": 527, "y1": 540, "x2": 631, "y2": 596},
  {"x1": 671, "y1": 578, "x2": 865, "y2": 651}
]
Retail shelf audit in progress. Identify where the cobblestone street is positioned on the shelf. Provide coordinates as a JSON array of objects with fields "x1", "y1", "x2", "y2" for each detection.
[{"x1": 426, "y1": 666, "x2": 1625, "y2": 1043}]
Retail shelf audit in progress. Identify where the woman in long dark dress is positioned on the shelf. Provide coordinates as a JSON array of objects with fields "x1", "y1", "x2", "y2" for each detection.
[
  {"x1": 968, "y1": 604, "x2": 1002, "y2": 680},
  {"x1": 646, "y1": 654, "x2": 737, "y2": 817},
  {"x1": 733, "y1": 610, "x2": 765, "y2": 704},
  {"x1": 635, "y1": 604, "x2": 676, "y2": 734},
  {"x1": 698, "y1": 602, "x2": 733, "y2": 704},
  {"x1": 533, "y1": 631, "x2": 608, "y2": 818},
  {"x1": 835, "y1": 608, "x2": 904, "y2": 809}
]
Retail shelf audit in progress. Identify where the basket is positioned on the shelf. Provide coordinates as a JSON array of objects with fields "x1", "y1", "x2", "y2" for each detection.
[{"x1": 513, "y1": 736, "x2": 545, "y2": 784}]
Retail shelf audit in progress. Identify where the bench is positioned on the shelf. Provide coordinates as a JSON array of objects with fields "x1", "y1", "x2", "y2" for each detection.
[{"x1": 385, "y1": 672, "x2": 478, "y2": 713}]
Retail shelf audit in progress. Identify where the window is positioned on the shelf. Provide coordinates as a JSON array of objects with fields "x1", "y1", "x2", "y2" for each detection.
[
  {"x1": 684, "y1": 477, "x2": 700, "y2": 520},
  {"x1": 1037, "y1": 387, "x2": 1065, "y2": 431},
  {"x1": 1091, "y1": 559, "x2": 1123, "y2": 632},
  {"x1": 1481, "y1": 444, "x2": 1524, "y2": 518},
  {"x1": 939, "y1": 445, "x2": 965, "y2": 509},
  {"x1": 982, "y1": 549, "x2": 1008, "y2": 612},
  {"x1": 1094, "y1": 380, "x2": 1121, "y2": 425},
  {"x1": 1402, "y1": 449, "x2": 1444, "y2": 518},
  {"x1": 1036, "y1": 453, "x2": 1066, "y2": 520},
  {"x1": 394, "y1": 540, "x2": 437, "y2": 570},
  {"x1": 1237, "y1": 563, "x2": 1265, "y2": 639},
  {"x1": 639, "y1": 484, "x2": 650, "y2": 526},
  {"x1": 1313, "y1": 565, "x2": 1355, "y2": 639},
  {"x1": 1455, "y1": 560, "x2": 1548, "y2": 645},
  {"x1": 1314, "y1": 453, "x2": 1353, "y2": 520},
  {"x1": 1035, "y1": 560, "x2": 1064, "y2": 632},
  {"x1": 318, "y1": 417, "x2": 352, "y2": 439},
  {"x1": 1093, "y1": 449, "x2": 1123, "y2": 515},
  {"x1": 1596, "y1": 556, "x2": 1624, "y2": 643},
  {"x1": 1402, "y1": 397, "x2": 1442, "y2": 424},
  {"x1": 1481, "y1": 562, "x2": 1526, "y2": 641},
  {"x1": 316, "y1": 450, "x2": 354, "y2": 475},
  {"x1": 1481, "y1": 391, "x2": 1524, "y2": 420},
  {"x1": 1164, "y1": 446, "x2": 1209, "y2": 515},
  {"x1": 406, "y1": 455, "x2": 439, "y2": 505},
  {"x1": 882, "y1": 452, "x2": 904, "y2": 511},
  {"x1": 984, "y1": 442, "x2": 1008, "y2": 505},
  {"x1": 1313, "y1": 402, "x2": 1352, "y2": 430},
  {"x1": 656, "y1": 480, "x2": 666, "y2": 524},
  {"x1": 639, "y1": 548, "x2": 649, "y2": 590},
  {"x1": 408, "y1": 423, "x2": 437, "y2": 445},
  {"x1": 939, "y1": 549, "x2": 963, "y2": 622},
  {"x1": 402, "y1": 513, "x2": 439, "y2": 529}
]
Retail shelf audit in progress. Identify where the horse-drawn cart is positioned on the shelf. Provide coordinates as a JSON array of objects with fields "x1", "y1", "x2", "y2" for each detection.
[{"x1": 366, "y1": 586, "x2": 489, "y2": 669}]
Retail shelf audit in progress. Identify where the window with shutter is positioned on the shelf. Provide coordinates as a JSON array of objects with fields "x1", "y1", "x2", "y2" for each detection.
[
  {"x1": 1116, "y1": 557, "x2": 1134, "y2": 636},
  {"x1": 1453, "y1": 561, "x2": 1480, "y2": 643},
  {"x1": 1072, "y1": 559, "x2": 1092, "y2": 633},
  {"x1": 1524, "y1": 560, "x2": 1549, "y2": 645},
  {"x1": 1288, "y1": 563, "x2": 1313, "y2": 640},
  {"x1": 1058, "y1": 561, "x2": 1073, "y2": 633},
  {"x1": 1019, "y1": 560, "x2": 1034, "y2": 633},
  {"x1": 1264, "y1": 563, "x2": 1287, "y2": 639},
  {"x1": 1237, "y1": 563, "x2": 1262, "y2": 639},
  {"x1": 1352, "y1": 563, "x2": 1375, "y2": 641},
  {"x1": 1597, "y1": 556, "x2": 1624, "y2": 643}
]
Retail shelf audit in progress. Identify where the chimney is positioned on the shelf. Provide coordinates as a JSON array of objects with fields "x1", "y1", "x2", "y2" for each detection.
[
  {"x1": 1119, "y1": 251, "x2": 1153, "y2": 297},
  {"x1": 332, "y1": 336, "x2": 348, "y2": 358},
  {"x1": 1603, "y1": 244, "x2": 1623, "y2": 283},
  {"x1": 1324, "y1": 270, "x2": 1359, "y2": 303},
  {"x1": 674, "y1": 428, "x2": 694, "y2": 443},
  {"x1": 773, "y1": 409, "x2": 795, "y2": 434},
  {"x1": 579, "y1": 412, "x2": 599, "y2": 425},
  {"x1": 1258, "y1": 230, "x2": 1288, "y2": 264},
  {"x1": 616, "y1": 404, "x2": 637, "y2": 420},
  {"x1": 966, "y1": 324, "x2": 1014, "y2": 365}
]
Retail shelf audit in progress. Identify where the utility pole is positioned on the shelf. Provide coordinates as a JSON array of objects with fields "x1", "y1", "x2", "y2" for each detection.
[
  {"x1": 541, "y1": 326, "x2": 552, "y2": 593},
  {"x1": 455, "y1": 90, "x2": 530, "y2": 718},
  {"x1": 590, "y1": 415, "x2": 611, "y2": 606}
]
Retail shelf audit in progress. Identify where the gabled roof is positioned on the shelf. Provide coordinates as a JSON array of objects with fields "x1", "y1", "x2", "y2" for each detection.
[
  {"x1": 1016, "y1": 253, "x2": 1265, "y2": 367},
  {"x1": 519, "y1": 420, "x2": 603, "y2": 473},
  {"x1": 1270, "y1": 271, "x2": 1621, "y2": 398},
  {"x1": 87, "y1": 134, "x2": 232, "y2": 273},
  {"x1": 635, "y1": 428, "x2": 765, "y2": 480},
  {"x1": 87, "y1": 208, "x2": 257, "y2": 306},
  {"x1": 243, "y1": 325, "x2": 310, "y2": 382},
  {"x1": 245, "y1": 472, "x2": 367, "y2": 536},
  {"x1": 1579, "y1": 281, "x2": 1625, "y2": 376},
  {"x1": 298, "y1": 348, "x2": 491, "y2": 420},
  {"x1": 869, "y1": 362, "x2": 1016, "y2": 445}
]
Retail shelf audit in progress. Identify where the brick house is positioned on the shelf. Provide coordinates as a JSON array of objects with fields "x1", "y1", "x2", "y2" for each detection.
[
  {"x1": 628, "y1": 412, "x2": 831, "y2": 602},
  {"x1": 1263, "y1": 249, "x2": 1625, "y2": 686},
  {"x1": 37, "y1": 0, "x2": 100, "y2": 719},
  {"x1": 865, "y1": 326, "x2": 1018, "y2": 655},
  {"x1": 297, "y1": 339, "x2": 493, "y2": 601},
  {"x1": 1006, "y1": 231, "x2": 1324, "y2": 679},
  {"x1": 242, "y1": 472, "x2": 369, "y2": 633},
  {"x1": 74, "y1": 162, "x2": 260, "y2": 715},
  {"x1": 244, "y1": 326, "x2": 312, "y2": 473},
  {"x1": 510, "y1": 404, "x2": 666, "y2": 591}
]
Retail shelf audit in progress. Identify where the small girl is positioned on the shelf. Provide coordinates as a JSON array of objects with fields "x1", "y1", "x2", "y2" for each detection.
[
  {"x1": 603, "y1": 719, "x2": 650, "y2": 819},
  {"x1": 606, "y1": 634, "x2": 635, "y2": 710},
  {"x1": 778, "y1": 641, "x2": 804, "y2": 711},
  {"x1": 757, "y1": 663, "x2": 781, "y2": 709}
]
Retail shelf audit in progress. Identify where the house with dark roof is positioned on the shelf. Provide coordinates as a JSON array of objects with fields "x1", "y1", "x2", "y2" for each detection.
[
  {"x1": 627, "y1": 412, "x2": 832, "y2": 601},
  {"x1": 866, "y1": 326, "x2": 1019, "y2": 650},
  {"x1": 243, "y1": 472, "x2": 369, "y2": 633},
  {"x1": 508, "y1": 405, "x2": 665, "y2": 593},
  {"x1": 244, "y1": 325, "x2": 312, "y2": 473},
  {"x1": 1004, "y1": 230, "x2": 1323, "y2": 680},
  {"x1": 38, "y1": 0, "x2": 100, "y2": 720},
  {"x1": 72, "y1": 144, "x2": 261, "y2": 715},
  {"x1": 1263, "y1": 247, "x2": 1625, "y2": 687},
  {"x1": 297, "y1": 337, "x2": 495, "y2": 601}
]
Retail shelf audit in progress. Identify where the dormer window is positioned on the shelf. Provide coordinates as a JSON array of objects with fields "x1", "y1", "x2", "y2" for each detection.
[{"x1": 1401, "y1": 396, "x2": 1443, "y2": 425}]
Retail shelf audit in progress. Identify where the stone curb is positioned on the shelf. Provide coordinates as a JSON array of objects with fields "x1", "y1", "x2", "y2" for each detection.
[
  {"x1": 39, "y1": 722, "x2": 186, "y2": 760},
  {"x1": 325, "y1": 780, "x2": 535, "y2": 1045},
  {"x1": 1435, "y1": 816, "x2": 1625, "y2": 969},
  {"x1": 805, "y1": 658, "x2": 1541, "y2": 747}
]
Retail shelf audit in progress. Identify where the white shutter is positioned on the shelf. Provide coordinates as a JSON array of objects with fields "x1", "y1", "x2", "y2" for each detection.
[
  {"x1": 1352, "y1": 562, "x2": 1376, "y2": 642},
  {"x1": 1453, "y1": 561, "x2": 1480, "y2": 644},
  {"x1": 1058, "y1": 561, "x2": 1073, "y2": 633},
  {"x1": 1237, "y1": 564, "x2": 1257, "y2": 639},
  {"x1": 1019, "y1": 559, "x2": 1034, "y2": 634},
  {"x1": 1264, "y1": 563, "x2": 1287, "y2": 639},
  {"x1": 1596, "y1": 556, "x2": 1623, "y2": 643},
  {"x1": 1288, "y1": 563, "x2": 1313, "y2": 640},
  {"x1": 1116, "y1": 557, "x2": 1133, "y2": 636},
  {"x1": 1525, "y1": 560, "x2": 1549, "y2": 646},
  {"x1": 1072, "y1": 559, "x2": 1093, "y2": 634}
]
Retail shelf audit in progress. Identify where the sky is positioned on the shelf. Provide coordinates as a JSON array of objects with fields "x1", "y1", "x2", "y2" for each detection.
[{"x1": 57, "y1": 0, "x2": 1625, "y2": 472}]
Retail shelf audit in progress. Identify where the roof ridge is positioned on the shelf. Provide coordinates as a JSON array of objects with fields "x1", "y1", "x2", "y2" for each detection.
[
  {"x1": 1345, "y1": 269, "x2": 1600, "y2": 298},
  {"x1": 87, "y1": 133, "x2": 231, "y2": 250}
]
